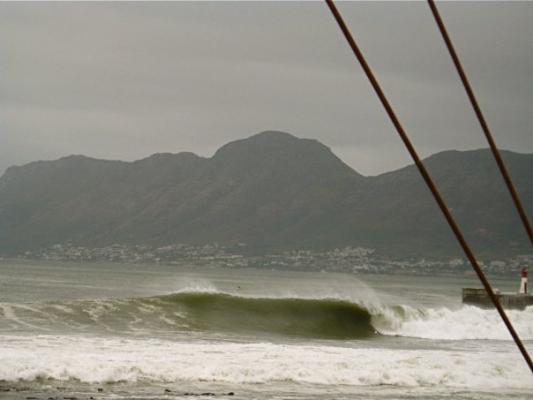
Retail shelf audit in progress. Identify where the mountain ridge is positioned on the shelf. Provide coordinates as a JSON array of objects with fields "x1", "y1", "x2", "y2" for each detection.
[{"x1": 1, "y1": 131, "x2": 531, "y2": 258}]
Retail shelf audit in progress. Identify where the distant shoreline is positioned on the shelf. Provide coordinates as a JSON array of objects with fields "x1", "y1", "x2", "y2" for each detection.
[{"x1": 1, "y1": 255, "x2": 525, "y2": 279}]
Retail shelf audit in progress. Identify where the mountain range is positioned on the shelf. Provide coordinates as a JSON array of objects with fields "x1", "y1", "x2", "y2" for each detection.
[{"x1": 0, "y1": 130, "x2": 531, "y2": 258}]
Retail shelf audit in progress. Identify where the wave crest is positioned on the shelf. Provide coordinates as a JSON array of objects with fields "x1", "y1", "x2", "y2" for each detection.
[{"x1": 1, "y1": 291, "x2": 532, "y2": 341}]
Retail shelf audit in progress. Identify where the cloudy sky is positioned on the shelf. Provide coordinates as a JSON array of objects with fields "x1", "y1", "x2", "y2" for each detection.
[{"x1": 1, "y1": 1, "x2": 532, "y2": 176}]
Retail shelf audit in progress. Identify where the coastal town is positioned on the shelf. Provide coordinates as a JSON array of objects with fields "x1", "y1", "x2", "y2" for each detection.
[{"x1": 9, "y1": 242, "x2": 532, "y2": 276}]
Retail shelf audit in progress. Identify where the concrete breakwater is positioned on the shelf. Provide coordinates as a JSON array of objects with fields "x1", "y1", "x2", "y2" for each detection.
[{"x1": 462, "y1": 288, "x2": 533, "y2": 310}]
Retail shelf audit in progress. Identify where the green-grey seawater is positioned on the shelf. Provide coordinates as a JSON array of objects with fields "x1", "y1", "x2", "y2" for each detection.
[{"x1": 0, "y1": 260, "x2": 531, "y2": 399}]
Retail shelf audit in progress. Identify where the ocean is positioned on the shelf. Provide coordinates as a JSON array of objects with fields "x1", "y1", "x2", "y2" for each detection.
[{"x1": 0, "y1": 260, "x2": 531, "y2": 399}]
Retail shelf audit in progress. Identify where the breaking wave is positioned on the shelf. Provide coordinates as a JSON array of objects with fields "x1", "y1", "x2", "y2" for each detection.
[
  {"x1": 1, "y1": 289, "x2": 532, "y2": 388},
  {"x1": 0, "y1": 292, "x2": 375, "y2": 339},
  {"x1": 0, "y1": 290, "x2": 532, "y2": 341},
  {"x1": 379, "y1": 304, "x2": 533, "y2": 341}
]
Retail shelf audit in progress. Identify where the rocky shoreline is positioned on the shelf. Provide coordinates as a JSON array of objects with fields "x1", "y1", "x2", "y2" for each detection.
[{"x1": 0, "y1": 383, "x2": 236, "y2": 400}]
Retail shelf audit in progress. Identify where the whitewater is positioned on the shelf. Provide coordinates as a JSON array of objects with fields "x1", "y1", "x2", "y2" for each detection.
[{"x1": 0, "y1": 260, "x2": 531, "y2": 399}]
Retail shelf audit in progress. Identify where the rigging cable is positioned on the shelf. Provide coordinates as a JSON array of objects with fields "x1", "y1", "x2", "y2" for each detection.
[
  {"x1": 324, "y1": 0, "x2": 533, "y2": 372},
  {"x1": 427, "y1": 0, "x2": 533, "y2": 244}
]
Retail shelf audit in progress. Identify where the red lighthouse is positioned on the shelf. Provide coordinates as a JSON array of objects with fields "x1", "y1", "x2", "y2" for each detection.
[{"x1": 519, "y1": 268, "x2": 528, "y2": 294}]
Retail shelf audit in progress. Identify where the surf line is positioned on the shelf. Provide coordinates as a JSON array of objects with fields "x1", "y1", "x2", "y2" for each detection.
[{"x1": 323, "y1": 0, "x2": 533, "y2": 372}]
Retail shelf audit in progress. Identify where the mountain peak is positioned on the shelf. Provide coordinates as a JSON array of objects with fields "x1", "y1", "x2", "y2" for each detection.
[
  {"x1": 210, "y1": 131, "x2": 361, "y2": 180},
  {"x1": 213, "y1": 130, "x2": 299, "y2": 157},
  {"x1": 249, "y1": 130, "x2": 298, "y2": 141}
]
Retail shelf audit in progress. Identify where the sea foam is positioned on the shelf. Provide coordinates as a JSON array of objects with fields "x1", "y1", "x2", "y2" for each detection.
[
  {"x1": 381, "y1": 305, "x2": 533, "y2": 341},
  {"x1": 0, "y1": 335, "x2": 530, "y2": 388}
]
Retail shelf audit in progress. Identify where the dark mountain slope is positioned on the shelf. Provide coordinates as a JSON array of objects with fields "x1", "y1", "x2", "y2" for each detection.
[
  {"x1": 0, "y1": 131, "x2": 531, "y2": 257},
  {"x1": 0, "y1": 131, "x2": 364, "y2": 253},
  {"x1": 357, "y1": 149, "x2": 533, "y2": 256},
  {"x1": 0, "y1": 152, "x2": 207, "y2": 253}
]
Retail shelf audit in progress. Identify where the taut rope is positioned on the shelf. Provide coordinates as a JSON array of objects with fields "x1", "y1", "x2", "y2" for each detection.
[{"x1": 324, "y1": 0, "x2": 533, "y2": 373}]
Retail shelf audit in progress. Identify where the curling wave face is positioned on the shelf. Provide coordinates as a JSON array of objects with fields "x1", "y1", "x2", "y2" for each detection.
[
  {"x1": 1, "y1": 290, "x2": 532, "y2": 341},
  {"x1": 0, "y1": 292, "x2": 375, "y2": 339}
]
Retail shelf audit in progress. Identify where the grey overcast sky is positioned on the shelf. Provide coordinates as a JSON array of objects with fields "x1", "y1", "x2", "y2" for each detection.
[{"x1": 1, "y1": 1, "x2": 532, "y2": 176}]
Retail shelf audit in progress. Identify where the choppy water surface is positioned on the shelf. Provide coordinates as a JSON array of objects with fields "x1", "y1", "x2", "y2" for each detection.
[{"x1": 0, "y1": 260, "x2": 531, "y2": 399}]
